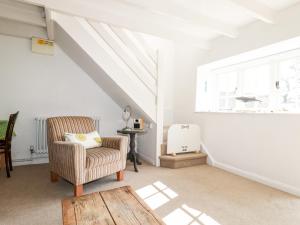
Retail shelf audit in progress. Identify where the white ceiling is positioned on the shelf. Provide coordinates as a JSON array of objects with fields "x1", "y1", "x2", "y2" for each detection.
[
  {"x1": 174, "y1": 0, "x2": 255, "y2": 27},
  {"x1": 0, "y1": 0, "x2": 300, "y2": 48},
  {"x1": 256, "y1": 0, "x2": 300, "y2": 10}
]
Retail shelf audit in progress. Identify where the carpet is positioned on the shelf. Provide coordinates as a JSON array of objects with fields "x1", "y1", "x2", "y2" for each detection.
[{"x1": 0, "y1": 163, "x2": 299, "y2": 225}]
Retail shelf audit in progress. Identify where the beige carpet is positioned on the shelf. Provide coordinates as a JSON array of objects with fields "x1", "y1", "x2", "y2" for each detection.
[{"x1": 0, "y1": 163, "x2": 299, "y2": 225}]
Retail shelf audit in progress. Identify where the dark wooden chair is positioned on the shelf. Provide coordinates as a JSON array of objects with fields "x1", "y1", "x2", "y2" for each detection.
[{"x1": 0, "y1": 111, "x2": 19, "y2": 178}]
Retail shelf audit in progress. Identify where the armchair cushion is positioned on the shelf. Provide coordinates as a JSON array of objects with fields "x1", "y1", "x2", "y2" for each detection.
[
  {"x1": 64, "y1": 131, "x2": 102, "y2": 149},
  {"x1": 86, "y1": 147, "x2": 121, "y2": 169}
]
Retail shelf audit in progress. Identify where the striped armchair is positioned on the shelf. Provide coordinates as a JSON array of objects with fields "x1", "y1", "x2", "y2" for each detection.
[{"x1": 47, "y1": 116, "x2": 128, "y2": 196}]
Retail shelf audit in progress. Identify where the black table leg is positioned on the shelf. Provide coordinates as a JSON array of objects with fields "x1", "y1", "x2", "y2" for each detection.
[{"x1": 129, "y1": 133, "x2": 138, "y2": 172}]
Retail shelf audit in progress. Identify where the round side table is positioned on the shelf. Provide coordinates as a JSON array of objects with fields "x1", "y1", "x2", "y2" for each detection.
[{"x1": 117, "y1": 129, "x2": 146, "y2": 172}]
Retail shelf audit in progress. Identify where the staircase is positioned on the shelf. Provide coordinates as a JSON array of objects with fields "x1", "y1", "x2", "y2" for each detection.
[
  {"x1": 50, "y1": 12, "x2": 164, "y2": 165},
  {"x1": 51, "y1": 12, "x2": 206, "y2": 167},
  {"x1": 53, "y1": 12, "x2": 160, "y2": 122},
  {"x1": 160, "y1": 126, "x2": 207, "y2": 169}
]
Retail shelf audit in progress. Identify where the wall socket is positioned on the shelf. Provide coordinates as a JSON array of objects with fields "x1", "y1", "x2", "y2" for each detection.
[{"x1": 29, "y1": 145, "x2": 34, "y2": 154}]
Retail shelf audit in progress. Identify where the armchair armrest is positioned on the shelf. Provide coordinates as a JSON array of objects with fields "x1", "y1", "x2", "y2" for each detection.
[
  {"x1": 48, "y1": 141, "x2": 86, "y2": 185},
  {"x1": 102, "y1": 136, "x2": 128, "y2": 168}
]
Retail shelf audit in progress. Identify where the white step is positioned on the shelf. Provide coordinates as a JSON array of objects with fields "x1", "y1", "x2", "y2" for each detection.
[{"x1": 160, "y1": 152, "x2": 207, "y2": 169}]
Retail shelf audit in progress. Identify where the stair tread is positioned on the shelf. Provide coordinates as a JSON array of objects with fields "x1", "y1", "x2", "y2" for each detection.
[{"x1": 159, "y1": 152, "x2": 207, "y2": 161}]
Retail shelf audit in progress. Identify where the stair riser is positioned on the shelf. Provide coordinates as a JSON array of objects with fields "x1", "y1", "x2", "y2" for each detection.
[
  {"x1": 163, "y1": 128, "x2": 168, "y2": 142},
  {"x1": 160, "y1": 157, "x2": 207, "y2": 169}
]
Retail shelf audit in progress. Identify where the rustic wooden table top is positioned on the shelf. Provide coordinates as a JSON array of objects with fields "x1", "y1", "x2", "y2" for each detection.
[{"x1": 62, "y1": 186, "x2": 165, "y2": 225}]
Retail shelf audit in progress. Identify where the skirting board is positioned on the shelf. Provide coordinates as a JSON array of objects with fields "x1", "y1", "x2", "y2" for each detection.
[
  {"x1": 201, "y1": 144, "x2": 300, "y2": 197},
  {"x1": 214, "y1": 162, "x2": 300, "y2": 197},
  {"x1": 13, "y1": 157, "x2": 49, "y2": 166},
  {"x1": 200, "y1": 143, "x2": 213, "y2": 166},
  {"x1": 138, "y1": 152, "x2": 156, "y2": 166}
]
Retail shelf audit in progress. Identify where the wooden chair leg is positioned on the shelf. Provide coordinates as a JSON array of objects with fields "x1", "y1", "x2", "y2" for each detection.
[
  {"x1": 50, "y1": 171, "x2": 59, "y2": 182},
  {"x1": 74, "y1": 185, "x2": 83, "y2": 197},
  {"x1": 116, "y1": 170, "x2": 124, "y2": 181},
  {"x1": 0, "y1": 154, "x2": 4, "y2": 171},
  {"x1": 4, "y1": 152, "x2": 10, "y2": 178},
  {"x1": 8, "y1": 151, "x2": 13, "y2": 171}
]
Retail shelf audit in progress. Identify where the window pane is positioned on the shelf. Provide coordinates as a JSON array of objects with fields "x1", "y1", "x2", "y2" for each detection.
[
  {"x1": 241, "y1": 65, "x2": 271, "y2": 110},
  {"x1": 217, "y1": 72, "x2": 238, "y2": 110},
  {"x1": 243, "y1": 65, "x2": 271, "y2": 96},
  {"x1": 278, "y1": 57, "x2": 300, "y2": 111},
  {"x1": 217, "y1": 72, "x2": 238, "y2": 93}
]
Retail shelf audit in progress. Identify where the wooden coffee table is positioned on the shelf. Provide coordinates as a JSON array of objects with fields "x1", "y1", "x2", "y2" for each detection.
[{"x1": 62, "y1": 186, "x2": 165, "y2": 225}]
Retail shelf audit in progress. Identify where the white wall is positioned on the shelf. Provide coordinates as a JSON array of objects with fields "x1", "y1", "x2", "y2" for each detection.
[
  {"x1": 137, "y1": 34, "x2": 175, "y2": 126},
  {"x1": 159, "y1": 40, "x2": 175, "y2": 127},
  {"x1": 172, "y1": 4, "x2": 300, "y2": 196},
  {"x1": 0, "y1": 34, "x2": 122, "y2": 162},
  {"x1": 137, "y1": 36, "x2": 175, "y2": 165},
  {"x1": 173, "y1": 45, "x2": 206, "y2": 121}
]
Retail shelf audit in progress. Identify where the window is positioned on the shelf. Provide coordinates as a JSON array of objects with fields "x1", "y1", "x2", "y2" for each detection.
[
  {"x1": 278, "y1": 57, "x2": 300, "y2": 111},
  {"x1": 217, "y1": 72, "x2": 238, "y2": 111},
  {"x1": 196, "y1": 48, "x2": 300, "y2": 113},
  {"x1": 241, "y1": 65, "x2": 271, "y2": 110}
]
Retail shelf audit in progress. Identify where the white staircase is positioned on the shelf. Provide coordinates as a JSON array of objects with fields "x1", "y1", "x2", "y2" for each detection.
[
  {"x1": 52, "y1": 12, "x2": 164, "y2": 165},
  {"x1": 53, "y1": 12, "x2": 160, "y2": 122}
]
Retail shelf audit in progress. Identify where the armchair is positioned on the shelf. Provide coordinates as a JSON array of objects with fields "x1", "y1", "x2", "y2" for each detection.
[{"x1": 47, "y1": 116, "x2": 128, "y2": 196}]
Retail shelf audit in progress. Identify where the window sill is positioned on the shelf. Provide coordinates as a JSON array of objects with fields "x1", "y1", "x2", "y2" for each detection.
[{"x1": 195, "y1": 110, "x2": 300, "y2": 115}]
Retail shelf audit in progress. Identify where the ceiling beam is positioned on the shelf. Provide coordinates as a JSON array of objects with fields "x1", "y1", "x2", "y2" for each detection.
[
  {"x1": 227, "y1": 0, "x2": 275, "y2": 24},
  {"x1": 45, "y1": 8, "x2": 54, "y2": 40},
  {"x1": 118, "y1": 0, "x2": 238, "y2": 38},
  {"x1": 1, "y1": 0, "x2": 44, "y2": 15},
  {"x1": 0, "y1": 17, "x2": 47, "y2": 39},
  {"x1": 20, "y1": 0, "x2": 210, "y2": 48},
  {"x1": 0, "y1": 2, "x2": 46, "y2": 27}
]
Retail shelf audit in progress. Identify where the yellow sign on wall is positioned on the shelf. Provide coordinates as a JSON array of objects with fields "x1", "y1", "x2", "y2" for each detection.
[{"x1": 31, "y1": 37, "x2": 55, "y2": 55}]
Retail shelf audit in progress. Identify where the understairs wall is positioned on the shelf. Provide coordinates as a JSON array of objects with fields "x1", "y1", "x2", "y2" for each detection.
[{"x1": 0, "y1": 34, "x2": 123, "y2": 163}]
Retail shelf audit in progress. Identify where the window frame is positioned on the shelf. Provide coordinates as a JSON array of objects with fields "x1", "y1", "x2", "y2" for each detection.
[{"x1": 196, "y1": 48, "x2": 300, "y2": 113}]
